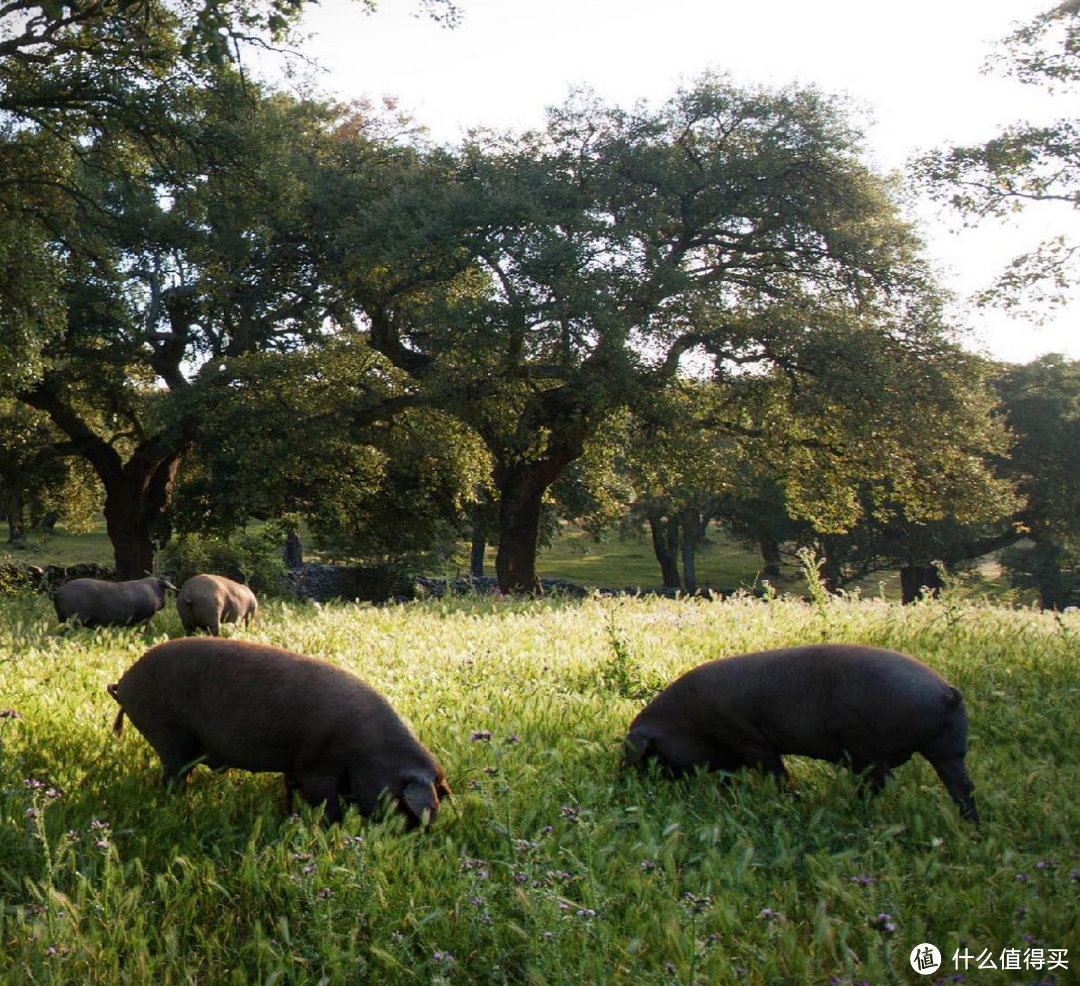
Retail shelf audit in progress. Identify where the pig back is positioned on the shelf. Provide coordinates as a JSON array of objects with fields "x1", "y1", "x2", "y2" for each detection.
[
  {"x1": 635, "y1": 644, "x2": 965, "y2": 760},
  {"x1": 57, "y1": 577, "x2": 164, "y2": 625},
  {"x1": 114, "y1": 639, "x2": 422, "y2": 775}
]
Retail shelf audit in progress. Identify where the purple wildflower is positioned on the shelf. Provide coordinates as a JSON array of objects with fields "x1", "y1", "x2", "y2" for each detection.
[
  {"x1": 681, "y1": 892, "x2": 712, "y2": 915},
  {"x1": 1015, "y1": 872, "x2": 1029, "y2": 882},
  {"x1": 871, "y1": 912, "x2": 896, "y2": 934},
  {"x1": 504, "y1": 733, "x2": 520, "y2": 744},
  {"x1": 470, "y1": 730, "x2": 492, "y2": 742},
  {"x1": 640, "y1": 859, "x2": 656, "y2": 872},
  {"x1": 433, "y1": 950, "x2": 455, "y2": 963},
  {"x1": 0, "y1": 709, "x2": 19, "y2": 718},
  {"x1": 560, "y1": 805, "x2": 580, "y2": 819}
]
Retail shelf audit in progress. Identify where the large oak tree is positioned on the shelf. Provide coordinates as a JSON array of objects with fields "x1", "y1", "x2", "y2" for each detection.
[{"x1": 331, "y1": 78, "x2": 1010, "y2": 592}]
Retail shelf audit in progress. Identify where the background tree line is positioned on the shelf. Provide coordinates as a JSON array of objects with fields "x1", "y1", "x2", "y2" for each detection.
[{"x1": 1, "y1": 0, "x2": 1078, "y2": 603}]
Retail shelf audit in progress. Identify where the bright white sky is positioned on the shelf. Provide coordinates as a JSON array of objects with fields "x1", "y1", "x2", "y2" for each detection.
[{"x1": 283, "y1": 0, "x2": 1079, "y2": 364}]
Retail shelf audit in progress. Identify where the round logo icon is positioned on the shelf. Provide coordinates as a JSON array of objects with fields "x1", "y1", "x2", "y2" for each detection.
[{"x1": 910, "y1": 943, "x2": 942, "y2": 975}]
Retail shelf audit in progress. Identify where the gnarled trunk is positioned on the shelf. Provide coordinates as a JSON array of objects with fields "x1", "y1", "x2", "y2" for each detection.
[
  {"x1": 760, "y1": 538, "x2": 782, "y2": 578},
  {"x1": 493, "y1": 446, "x2": 582, "y2": 594},
  {"x1": 494, "y1": 465, "x2": 547, "y2": 594},
  {"x1": 648, "y1": 514, "x2": 681, "y2": 588},
  {"x1": 101, "y1": 446, "x2": 188, "y2": 579},
  {"x1": 21, "y1": 378, "x2": 191, "y2": 580}
]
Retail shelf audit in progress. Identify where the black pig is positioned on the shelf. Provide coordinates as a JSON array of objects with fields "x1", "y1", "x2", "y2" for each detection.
[{"x1": 623, "y1": 643, "x2": 977, "y2": 822}]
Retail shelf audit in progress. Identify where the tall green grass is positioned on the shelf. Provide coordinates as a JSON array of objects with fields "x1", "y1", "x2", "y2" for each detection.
[{"x1": 0, "y1": 591, "x2": 1076, "y2": 984}]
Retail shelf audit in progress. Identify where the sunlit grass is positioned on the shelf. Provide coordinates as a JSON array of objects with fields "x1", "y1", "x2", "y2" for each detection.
[{"x1": 0, "y1": 591, "x2": 1076, "y2": 984}]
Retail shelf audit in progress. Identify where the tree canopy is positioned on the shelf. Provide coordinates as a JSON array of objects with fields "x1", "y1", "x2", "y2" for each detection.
[
  {"x1": 918, "y1": 0, "x2": 1080, "y2": 317},
  {"x1": 323, "y1": 77, "x2": 1022, "y2": 591}
]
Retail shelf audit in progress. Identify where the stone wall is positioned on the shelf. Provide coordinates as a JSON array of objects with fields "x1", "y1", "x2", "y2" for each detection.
[{"x1": 0, "y1": 563, "x2": 117, "y2": 595}]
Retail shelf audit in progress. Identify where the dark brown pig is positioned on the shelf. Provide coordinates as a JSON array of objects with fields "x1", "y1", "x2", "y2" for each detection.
[
  {"x1": 108, "y1": 638, "x2": 450, "y2": 826},
  {"x1": 54, "y1": 576, "x2": 175, "y2": 628},
  {"x1": 622, "y1": 643, "x2": 978, "y2": 823},
  {"x1": 176, "y1": 574, "x2": 258, "y2": 635}
]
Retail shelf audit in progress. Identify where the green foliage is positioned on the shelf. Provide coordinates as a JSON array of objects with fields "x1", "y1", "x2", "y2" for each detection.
[
  {"x1": 991, "y1": 354, "x2": 1080, "y2": 607},
  {"x1": 174, "y1": 343, "x2": 492, "y2": 571},
  {"x1": 1001, "y1": 540, "x2": 1080, "y2": 609},
  {"x1": 332, "y1": 76, "x2": 1002, "y2": 591},
  {"x1": 0, "y1": 595, "x2": 1077, "y2": 984},
  {"x1": 158, "y1": 526, "x2": 286, "y2": 595},
  {"x1": 917, "y1": 1, "x2": 1080, "y2": 317},
  {"x1": 0, "y1": 402, "x2": 101, "y2": 541}
]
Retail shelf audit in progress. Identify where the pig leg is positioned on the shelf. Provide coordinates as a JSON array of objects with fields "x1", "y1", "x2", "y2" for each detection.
[
  {"x1": 292, "y1": 773, "x2": 343, "y2": 824},
  {"x1": 849, "y1": 759, "x2": 892, "y2": 799},
  {"x1": 155, "y1": 735, "x2": 205, "y2": 791},
  {"x1": 926, "y1": 756, "x2": 979, "y2": 825},
  {"x1": 736, "y1": 743, "x2": 789, "y2": 786}
]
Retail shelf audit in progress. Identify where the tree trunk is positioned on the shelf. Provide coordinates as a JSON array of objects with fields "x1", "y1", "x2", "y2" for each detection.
[
  {"x1": 494, "y1": 464, "x2": 548, "y2": 594},
  {"x1": 900, "y1": 563, "x2": 944, "y2": 604},
  {"x1": 681, "y1": 506, "x2": 699, "y2": 595},
  {"x1": 283, "y1": 530, "x2": 303, "y2": 569},
  {"x1": 100, "y1": 446, "x2": 188, "y2": 579},
  {"x1": 469, "y1": 520, "x2": 486, "y2": 579},
  {"x1": 818, "y1": 553, "x2": 844, "y2": 594},
  {"x1": 760, "y1": 538, "x2": 781, "y2": 578},
  {"x1": 648, "y1": 514, "x2": 681, "y2": 588},
  {"x1": 6, "y1": 491, "x2": 23, "y2": 543}
]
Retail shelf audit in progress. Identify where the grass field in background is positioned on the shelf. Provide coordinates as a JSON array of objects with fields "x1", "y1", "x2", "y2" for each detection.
[
  {"x1": 0, "y1": 591, "x2": 1076, "y2": 985},
  {"x1": 0, "y1": 518, "x2": 776, "y2": 589},
  {"x1": 2, "y1": 519, "x2": 1018, "y2": 601},
  {"x1": 0, "y1": 525, "x2": 115, "y2": 569}
]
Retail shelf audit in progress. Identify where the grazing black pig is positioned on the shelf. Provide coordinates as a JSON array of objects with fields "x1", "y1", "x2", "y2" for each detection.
[
  {"x1": 54, "y1": 577, "x2": 174, "y2": 628},
  {"x1": 622, "y1": 643, "x2": 978, "y2": 822},
  {"x1": 108, "y1": 638, "x2": 450, "y2": 826},
  {"x1": 176, "y1": 574, "x2": 258, "y2": 635}
]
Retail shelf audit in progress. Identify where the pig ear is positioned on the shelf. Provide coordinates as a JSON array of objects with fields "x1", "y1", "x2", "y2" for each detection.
[{"x1": 399, "y1": 776, "x2": 439, "y2": 824}]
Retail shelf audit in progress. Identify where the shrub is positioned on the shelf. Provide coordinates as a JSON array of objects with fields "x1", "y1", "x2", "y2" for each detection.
[{"x1": 159, "y1": 527, "x2": 285, "y2": 595}]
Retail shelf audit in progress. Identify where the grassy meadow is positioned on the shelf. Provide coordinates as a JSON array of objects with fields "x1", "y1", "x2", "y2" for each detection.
[{"x1": 0, "y1": 589, "x2": 1077, "y2": 985}]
